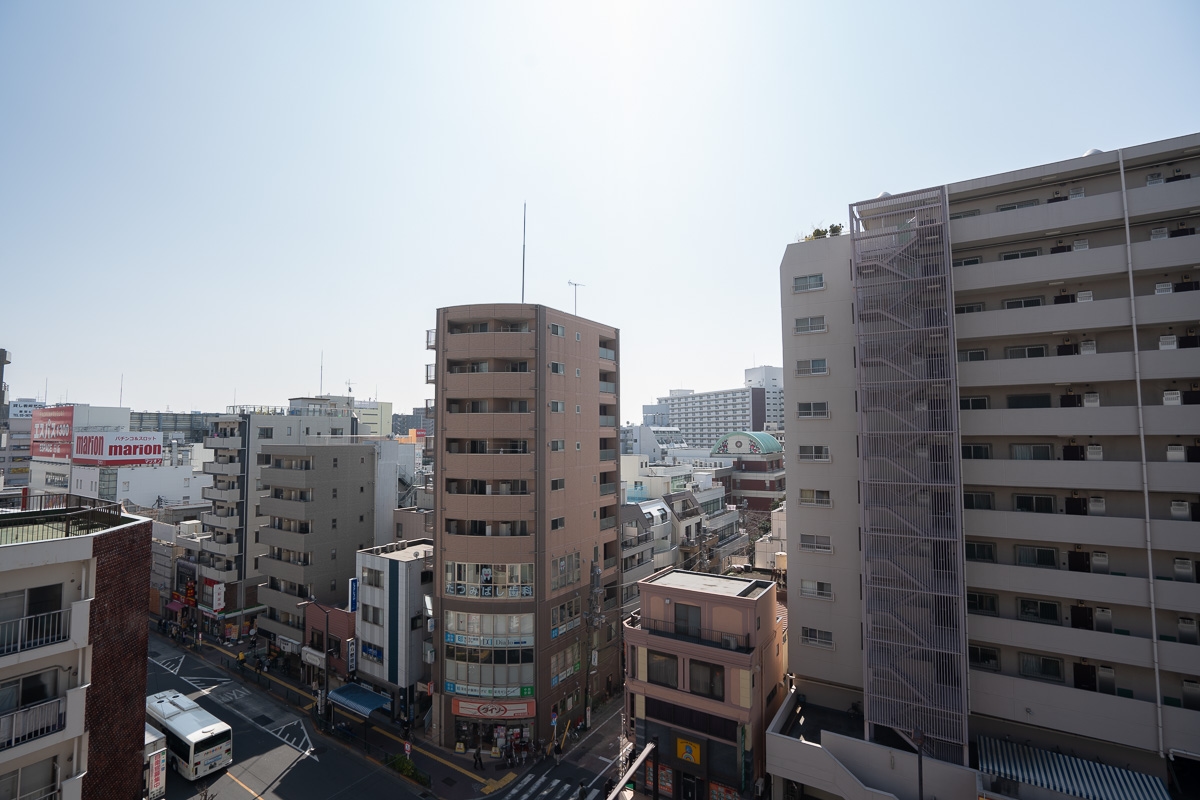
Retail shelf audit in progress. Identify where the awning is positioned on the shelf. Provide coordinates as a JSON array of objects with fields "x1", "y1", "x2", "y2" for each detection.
[
  {"x1": 165, "y1": 601, "x2": 184, "y2": 612},
  {"x1": 329, "y1": 683, "x2": 392, "y2": 717},
  {"x1": 978, "y1": 736, "x2": 1170, "y2": 800}
]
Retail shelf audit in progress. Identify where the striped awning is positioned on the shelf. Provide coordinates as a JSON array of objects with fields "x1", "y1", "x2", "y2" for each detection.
[{"x1": 978, "y1": 736, "x2": 1169, "y2": 800}]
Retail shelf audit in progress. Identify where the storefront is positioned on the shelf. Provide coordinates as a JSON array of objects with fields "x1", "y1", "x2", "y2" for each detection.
[
  {"x1": 636, "y1": 723, "x2": 747, "y2": 800},
  {"x1": 451, "y1": 698, "x2": 536, "y2": 755}
]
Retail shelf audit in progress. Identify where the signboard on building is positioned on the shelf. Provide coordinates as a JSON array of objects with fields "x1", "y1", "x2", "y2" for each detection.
[
  {"x1": 148, "y1": 749, "x2": 167, "y2": 799},
  {"x1": 347, "y1": 638, "x2": 356, "y2": 673},
  {"x1": 451, "y1": 698, "x2": 536, "y2": 719},
  {"x1": 72, "y1": 431, "x2": 164, "y2": 466},
  {"x1": 348, "y1": 578, "x2": 359, "y2": 612},
  {"x1": 212, "y1": 582, "x2": 226, "y2": 612},
  {"x1": 31, "y1": 407, "x2": 74, "y2": 459}
]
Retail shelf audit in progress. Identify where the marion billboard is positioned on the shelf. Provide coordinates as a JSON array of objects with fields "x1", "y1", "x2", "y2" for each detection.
[
  {"x1": 73, "y1": 432, "x2": 164, "y2": 466},
  {"x1": 31, "y1": 407, "x2": 75, "y2": 459}
]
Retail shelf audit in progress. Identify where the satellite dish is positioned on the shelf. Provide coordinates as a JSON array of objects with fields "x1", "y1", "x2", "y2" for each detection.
[
  {"x1": 1083, "y1": 148, "x2": 1103, "y2": 156},
  {"x1": 877, "y1": 191, "x2": 892, "y2": 198}
]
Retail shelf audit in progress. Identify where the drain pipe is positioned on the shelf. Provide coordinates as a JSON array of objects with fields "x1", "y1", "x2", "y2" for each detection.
[
  {"x1": 1119, "y1": 148, "x2": 1165, "y2": 760},
  {"x1": 1169, "y1": 749, "x2": 1200, "y2": 761}
]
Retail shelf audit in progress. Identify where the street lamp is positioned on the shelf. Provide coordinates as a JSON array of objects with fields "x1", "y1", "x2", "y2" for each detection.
[
  {"x1": 298, "y1": 599, "x2": 333, "y2": 725},
  {"x1": 912, "y1": 727, "x2": 925, "y2": 800}
]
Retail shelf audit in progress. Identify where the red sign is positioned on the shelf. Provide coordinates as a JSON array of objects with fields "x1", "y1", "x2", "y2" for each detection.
[
  {"x1": 72, "y1": 432, "x2": 164, "y2": 466},
  {"x1": 451, "y1": 698, "x2": 536, "y2": 720},
  {"x1": 31, "y1": 407, "x2": 74, "y2": 459}
]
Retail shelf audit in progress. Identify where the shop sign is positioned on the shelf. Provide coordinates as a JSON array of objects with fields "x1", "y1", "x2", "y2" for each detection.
[
  {"x1": 347, "y1": 637, "x2": 356, "y2": 672},
  {"x1": 677, "y1": 736, "x2": 701, "y2": 765},
  {"x1": 148, "y1": 749, "x2": 167, "y2": 798},
  {"x1": 212, "y1": 583, "x2": 226, "y2": 612},
  {"x1": 31, "y1": 407, "x2": 73, "y2": 459},
  {"x1": 452, "y1": 698, "x2": 536, "y2": 719},
  {"x1": 72, "y1": 431, "x2": 163, "y2": 466}
]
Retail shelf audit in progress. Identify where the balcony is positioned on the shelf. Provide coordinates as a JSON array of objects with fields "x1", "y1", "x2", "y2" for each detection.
[
  {"x1": 957, "y1": 350, "x2": 1133, "y2": 388},
  {"x1": 950, "y1": 190, "x2": 1124, "y2": 247},
  {"x1": 598, "y1": 346, "x2": 616, "y2": 361},
  {"x1": 257, "y1": 555, "x2": 310, "y2": 586},
  {"x1": 259, "y1": 465, "x2": 316, "y2": 489},
  {"x1": 1138, "y1": 347, "x2": 1200, "y2": 382},
  {"x1": 622, "y1": 530, "x2": 654, "y2": 552},
  {"x1": 203, "y1": 460, "x2": 242, "y2": 477},
  {"x1": 1154, "y1": 579, "x2": 1200, "y2": 615},
  {"x1": 632, "y1": 615, "x2": 751, "y2": 653},
  {"x1": 1143, "y1": 404, "x2": 1200, "y2": 435},
  {"x1": 599, "y1": 516, "x2": 617, "y2": 531},
  {"x1": 426, "y1": 328, "x2": 436, "y2": 349},
  {"x1": 259, "y1": 584, "x2": 308, "y2": 614},
  {"x1": 961, "y1": 458, "x2": 1140, "y2": 491},
  {"x1": 599, "y1": 482, "x2": 617, "y2": 496},
  {"x1": 598, "y1": 415, "x2": 617, "y2": 428},
  {"x1": 967, "y1": 614, "x2": 1154, "y2": 668},
  {"x1": 259, "y1": 495, "x2": 312, "y2": 520},
  {"x1": 599, "y1": 381, "x2": 616, "y2": 394},
  {"x1": 200, "y1": 511, "x2": 240, "y2": 531},
  {"x1": 197, "y1": 562, "x2": 238, "y2": 584},
  {"x1": 203, "y1": 435, "x2": 242, "y2": 450},
  {"x1": 1126, "y1": 174, "x2": 1200, "y2": 222},
  {"x1": 0, "y1": 607, "x2": 73, "y2": 659},
  {"x1": 960, "y1": 406, "x2": 1138, "y2": 438},
  {"x1": 604, "y1": 556, "x2": 618, "y2": 570},
  {"x1": 966, "y1": 561, "x2": 1149, "y2": 606},
  {"x1": 621, "y1": 560, "x2": 655, "y2": 584},
  {"x1": 425, "y1": 364, "x2": 436, "y2": 384},
  {"x1": 202, "y1": 485, "x2": 241, "y2": 504},
  {"x1": 954, "y1": 297, "x2": 1131, "y2": 341},
  {"x1": 599, "y1": 449, "x2": 617, "y2": 462},
  {"x1": 201, "y1": 534, "x2": 240, "y2": 558},
  {"x1": 964, "y1": 508, "x2": 1147, "y2": 549},
  {"x1": 0, "y1": 696, "x2": 66, "y2": 751},
  {"x1": 953, "y1": 241, "x2": 1127, "y2": 292}
]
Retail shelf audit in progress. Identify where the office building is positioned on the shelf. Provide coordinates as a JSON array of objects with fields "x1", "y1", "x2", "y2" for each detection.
[
  {"x1": 428, "y1": 303, "x2": 622, "y2": 752},
  {"x1": 770, "y1": 134, "x2": 1200, "y2": 798},
  {"x1": 1, "y1": 494, "x2": 153, "y2": 800},
  {"x1": 657, "y1": 368, "x2": 785, "y2": 450}
]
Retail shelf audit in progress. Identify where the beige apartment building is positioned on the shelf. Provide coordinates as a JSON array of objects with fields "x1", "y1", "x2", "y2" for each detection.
[
  {"x1": 428, "y1": 303, "x2": 622, "y2": 751},
  {"x1": 623, "y1": 568, "x2": 787, "y2": 800},
  {"x1": 773, "y1": 133, "x2": 1200, "y2": 798}
]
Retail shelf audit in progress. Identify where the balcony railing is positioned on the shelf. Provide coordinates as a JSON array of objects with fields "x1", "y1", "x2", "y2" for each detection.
[
  {"x1": 599, "y1": 381, "x2": 616, "y2": 394},
  {"x1": 599, "y1": 449, "x2": 617, "y2": 461},
  {"x1": 599, "y1": 483, "x2": 617, "y2": 496},
  {"x1": 636, "y1": 616, "x2": 751, "y2": 653},
  {"x1": 600, "y1": 517, "x2": 617, "y2": 530},
  {"x1": 0, "y1": 608, "x2": 72, "y2": 656},
  {"x1": 426, "y1": 328, "x2": 437, "y2": 349},
  {"x1": 604, "y1": 556, "x2": 618, "y2": 570},
  {"x1": 599, "y1": 415, "x2": 617, "y2": 427},
  {"x1": 623, "y1": 531, "x2": 653, "y2": 550},
  {"x1": 425, "y1": 364, "x2": 436, "y2": 383},
  {"x1": 0, "y1": 696, "x2": 66, "y2": 750},
  {"x1": 599, "y1": 347, "x2": 616, "y2": 360}
]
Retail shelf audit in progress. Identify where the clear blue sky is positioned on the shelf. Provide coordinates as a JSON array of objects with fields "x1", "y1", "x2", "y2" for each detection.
[{"x1": 2, "y1": 2, "x2": 1198, "y2": 420}]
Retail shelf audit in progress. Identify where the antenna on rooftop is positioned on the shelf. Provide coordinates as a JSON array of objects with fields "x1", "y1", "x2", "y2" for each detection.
[
  {"x1": 346, "y1": 379, "x2": 354, "y2": 396},
  {"x1": 521, "y1": 203, "x2": 527, "y2": 304},
  {"x1": 568, "y1": 280, "x2": 586, "y2": 316},
  {"x1": 320, "y1": 351, "x2": 324, "y2": 395}
]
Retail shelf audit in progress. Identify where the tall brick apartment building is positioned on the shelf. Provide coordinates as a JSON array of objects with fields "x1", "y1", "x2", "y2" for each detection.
[{"x1": 0, "y1": 494, "x2": 152, "y2": 800}]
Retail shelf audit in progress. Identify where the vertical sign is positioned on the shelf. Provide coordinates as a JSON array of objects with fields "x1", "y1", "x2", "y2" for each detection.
[
  {"x1": 347, "y1": 638, "x2": 357, "y2": 673},
  {"x1": 348, "y1": 577, "x2": 359, "y2": 612},
  {"x1": 212, "y1": 583, "x2": 226, "y2": 612}
]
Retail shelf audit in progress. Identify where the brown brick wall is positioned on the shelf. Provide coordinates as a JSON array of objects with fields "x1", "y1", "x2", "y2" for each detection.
[{"x1": 82, "y1": 518, "x2": 152, "y2": 800}]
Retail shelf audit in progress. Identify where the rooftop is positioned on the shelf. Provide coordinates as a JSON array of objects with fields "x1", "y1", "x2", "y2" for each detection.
[
  {"x1": 646, "y1": 569, "x2": 772, "y2": 599},
  {"x1": 711, "y1": 430, "x2": 783, "y2": 456},
  {"x1": 0, "y1": 494, "x2": 140, "y2": 546},
  {"x1": 360, "y1": 539, "x2": 435, "y2": 563}
]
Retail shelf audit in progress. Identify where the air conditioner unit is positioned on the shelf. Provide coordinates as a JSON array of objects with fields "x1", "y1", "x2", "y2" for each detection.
[
  {"x1": 721, "y1": 634, "x2": 741, "y2": 650},
  {"x1": 1097, "y1": 666, "x2": 1116, "y2": 695},
  {"x1": 1171, "y1": 500, "x2": 1192, "y2": 519},
  {"x1": 1174, "y1": 558, "x2": 1196, "y2": 583},
  {"x1": 1073, "y1": 239, "x2": 1090, "y2": 251},
  {"x1": 1086, "y1": 445, "x2": 1104, "y2": 461},
  {"x1": 1080, "y1": 340, "x2": 1097, "y2": 354},
  {"x1": 1160, "y1": 335, "x2": 1178, "y2": 350},
  {"x1": 1084, "y1": 392, "x2": 1100, "y2": 407},
  {"x1": 1091, "y1": 553, "x2": 1110, "y2": 575},
  {"x1": 1180, "y1": 618, "x2": 1198, "y2": 646},
  {"x1": 1077, "y1": 291, "x2": 1094, "y2": 303},
  {"x1": 1151, "y1": 228, "x2": 1169, "y2": 241},
  {"x1": 1088, "y1": 496, "x2": 1106, "y2": 515},
  {"x1": 1094, "y1": 606, "x2": 1113, "y2": 631},
  {"x1": 1164, "y1": 390, "x2": 1182, "y2": 406},
  {"x1": 1156, "y1": 282, "x2": 1174, "y2": 294},
  {"x1": 1167, "y1": 444, "x2": 1186, "y2": 462}
]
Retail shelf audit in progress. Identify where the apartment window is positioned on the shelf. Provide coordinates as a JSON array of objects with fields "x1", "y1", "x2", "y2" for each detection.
[
  {"x1": 793, "y1": 273, "x2": 825, "y2": 292},
  {"x1": 362, "y1": 603, "x2": 383, "y2": 625},
  {"x1": 361, "y1": 567, "x2": 383, "y2": 587},
  {"x1": 961, "y1": 444, "x2": 991, "y2": 459},
  {"x1": 969, "y1": 644, "x2": 1000, "y2": 671},
  {"x1": 799, "y1": 534, "x2": 832, "y2": 552},
  {"x1": 797, "y1": 445, "x2": 830, "y2": 461},
  {"x1": 551, "y1": 478, "x2": 565, "y2": 491},
  {"x1": 794, "y1": 315, "x2": 827, "y2": 334},
  {"x1": 551, "y1": 517, "x2": 565, "y2": 530},
  {"x1": 330, "y1": 579, "x2": 337, "y2": 592},
  {"x1": 963, "y1": 492, "x2": 994, "y2": 511},
  {"x1": 576, "y1": 442, "x2": 581, "y2": 451},
  {"x1": 958, "y1": 349, "x2": 987, "y2": 363},
  {"x1": 797, "y1": 402, "x2": 830, "y2": 419},
  {"x1": 949, "y1": 209, "x2": 980, "y2": 220},
  {"x1": 960, "y1": 397, "x2": 989, "y2": 411},
  {"x1": 1007, "y1": 394, "x2": 1051, "y2": 409},
  {"x1": 801, "y1": 627, "x2": 833, "y2": 648},
  {"x1": 332, "y1": 487, "x2": 338, "y2": 499},
  {"x1": 576, "y1": 332, "x2": 581, "y2": 341},
  {"x1": 967, "y1": 592, "x2": 999, "y2": 616},
  {"x1": 798, "y1": 489, "x2": 831, "y2": 507},
  {"x1": 1011, "y1": 444, "x2": 1052, "y2": 460},
  {"x1": 1005, "y1": 345, "x2": 1047, "y2": 359},
  {"x1": 1004, "y1": 297, "x2": 1042, "y2": 309},
  {"x1": 997, "y1": 198, "x2": 1039, "y2": 212},
  {"x1": 550, "y1": 362, "x2": 565, "y2": 375},
  {"x1": 965, "y1": 541, "x2": 996, "y2": 562},
  {"x1": 955, "y1": 303, "x2": 984, "y2": 314},
  {"x1": 257, "y1": 427, "x2": 273, "y2": 439},
  {"x1": 550, "y1": 440, "x2": 565, "y2": 451},
  {"x1": 331, "y1": 517, "x2": 337, "y2": 529},
  {"x1": 952, "y1": 256, "x2": 982, "y2": 267},
  {"x1": 1000, "y1": 248, "x2": 1041, "y2": 261},
  {"x1": 800, "y1": 580, "x2": 832, "y2": 599},
  {"x1": 549, "y1": 323, "x2": 565, "y2": 336},
  {"x1": 1019, "y1": 652, "x2": 1064, "y2": 682},
  {"x1": 330, "y1": 548, "x2": 337, "y2": 560},
  {"x1": 795, "y1": 359, "x2": 828, "y2": 376},
  {"x1": 549, "y1": 401, "x2": 565, "y2": 413},
  {"x1": 333, "y1": 457, "x2": 338, "y2": 468},
  {"x1": 1019, "y1": 598, "x2": 1061, "y2": 625},
  {"x1": 647, "y1": 651, "x2": 678, "y2": 688},
  {"x1": 1017, "y1": 545, "x2": 1057, "y2": 569},
  {"x1": 689, "y1": 659, "x2": 725, "y2": 701},
  {"x1": 1014, "y1": 495, "x2": 1055, "y2": 514}
]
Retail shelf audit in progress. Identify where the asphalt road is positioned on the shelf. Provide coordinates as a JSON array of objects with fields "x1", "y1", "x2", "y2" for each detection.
[{"x1": 146, "y1": 643, "x2": 430, "y2": 800}]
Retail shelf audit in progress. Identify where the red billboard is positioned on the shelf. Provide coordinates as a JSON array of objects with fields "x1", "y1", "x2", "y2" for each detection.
[
  {"x1": 73, "y1": 432, "x2": 164, "y2": 466},
  {"x1": 31, "y1": 407, "x2": 74, "y2": 459}
]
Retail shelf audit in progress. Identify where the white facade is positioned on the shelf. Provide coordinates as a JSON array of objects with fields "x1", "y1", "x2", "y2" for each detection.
[
  {"x1": 657, "y1": 368, "x2": 785, "y2": 448},
  {"x1": 8, "y1": 398, "x2": 44, "y2": 418},
  {"x1": 69, "y1": 462, "x2": 210, "y2": 507}
]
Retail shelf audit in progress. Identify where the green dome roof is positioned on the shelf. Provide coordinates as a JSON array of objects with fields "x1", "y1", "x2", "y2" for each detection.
[{"x1": 710, "y1": 431, "x2": 783, "y2": 456}]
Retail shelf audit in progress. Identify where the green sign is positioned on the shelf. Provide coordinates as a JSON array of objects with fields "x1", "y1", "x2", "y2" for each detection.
[{"x1": 520, "y1": 686, "x2": 534, "y2": 697}]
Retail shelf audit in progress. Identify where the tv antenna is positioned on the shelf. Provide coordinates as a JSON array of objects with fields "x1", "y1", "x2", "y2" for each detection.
[
  {"x1": 568, "y1": 280, "x2": 585, "y2": 316},
  {"x1": 346, "y1": 379, "x2": 354, "y2": 396}
]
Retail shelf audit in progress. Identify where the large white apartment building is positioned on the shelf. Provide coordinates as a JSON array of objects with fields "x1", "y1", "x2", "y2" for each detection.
[
  {"x1": 657, "y1": 367, "x2": 786, "y2": 449},
  {"x1": 770, "y1": 134, "x2": 1200, "y2": 799}
]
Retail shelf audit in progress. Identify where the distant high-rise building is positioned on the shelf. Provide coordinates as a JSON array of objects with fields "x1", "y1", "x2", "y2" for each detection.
[{"x1": 657, "y1": 368, "x2": 785, "y2": 449}]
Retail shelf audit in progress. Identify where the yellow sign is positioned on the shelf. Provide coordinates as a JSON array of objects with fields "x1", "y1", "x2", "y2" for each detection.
[{"x1": 677, "y1": 737, "x2": 701, "y2": 765}]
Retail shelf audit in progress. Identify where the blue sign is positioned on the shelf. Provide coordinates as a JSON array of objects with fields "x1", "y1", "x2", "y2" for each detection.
[{"x1": 348, "y1": 578, "x2": 359, "y2": 612}]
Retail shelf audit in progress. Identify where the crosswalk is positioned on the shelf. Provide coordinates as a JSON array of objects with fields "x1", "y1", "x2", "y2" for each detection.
[{"x1": 503, "y1": 771, "x2": 600, "y2": 800}]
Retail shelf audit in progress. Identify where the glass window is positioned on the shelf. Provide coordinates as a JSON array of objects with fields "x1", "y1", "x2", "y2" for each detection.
[
  {"x1": 961, "y1": 444, "x2": 991, "y2": 459},
  {"x1": 797, "y1": 445, "x2": 830, "y2": 461},
  {"x1": 1003, "y1": 297, "x2": 1043, "y2": 309},
  {"x1": 963, "y1": 492, "x2": 993, "y2": 510},
  {"x1": 797, "y1": 402, "x2": 829, "y2": 419},
  {"x1": 1005, "y1": 345, "x2": 1047, "y2": 359},
  {"x1": 960, "y1": 397, "x2": 989, "y2": 410},
  {"x1": 795, "y1": 359, "x2": 828, "y2": 376},
  {"x1": 647, "y1": 651, "x2": 678, "y2": 688},
  {"x1": 799, "y1": 534, "x2": 832, "y2": 552},
  {"x1": 793, "y1": 273, "x2": 824, "y2": 292},
  {"x1": 1016, "y1": 545, "x2": 1057, "y2": 568},
  {"x1": 958, "y1": 349, "x2": 987, "y2": 362},
  {"x1": 1011, "y1": 444, "x2": 1052, "y2": 460},
  {"x1": 955, "y1": 302, "x2": 984, "y2": 314},
  {"x1": 1019, "y1": 652, "x2": 1064, "y2": 682},
  {"x1": 1014, "y1": 495, "x2": 1055, "y2": 514},
  {"x1": 689, "y1": 659, "x2": 725, "y2": 701},
  {"x1": 1019, "y1": 598, "x2": 1061, "y2": 624},
  {"x1": 969, "y1": 644, "x2": 1000, "y2": 671},
  {"x1": 801, "y1": 627, "x2": 833, "y2": 647},
  {"x1": 794, "y1": 316, "x2": 826, "y2": 334},
  {"x1": 966, "y1": 592, "x2": 998, "y2": 615},
  {"x1": 965, "y1": 541, "x2": 995, "y2": 562}
]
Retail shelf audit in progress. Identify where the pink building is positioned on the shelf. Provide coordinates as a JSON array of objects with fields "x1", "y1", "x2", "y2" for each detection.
[{"x1": 624, "y1": 569, "x2": 787, "y2": 799}]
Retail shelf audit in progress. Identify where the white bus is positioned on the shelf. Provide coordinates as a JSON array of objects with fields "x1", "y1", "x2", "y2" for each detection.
[{"x1": 146, "y1": 690, "x2": 233, "y2": 781}]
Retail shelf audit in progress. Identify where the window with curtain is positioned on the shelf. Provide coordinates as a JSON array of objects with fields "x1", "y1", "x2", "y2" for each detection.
[{"x1": 647, "y1": 651, "x2": 678, "y2": 689}]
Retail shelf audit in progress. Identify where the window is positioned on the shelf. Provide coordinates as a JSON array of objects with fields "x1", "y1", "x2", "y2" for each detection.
[
  {"x1": 333, "y1": 457, "x2": 338, "y2": 468},
  {"x1": 799, "y1": 489, "x2": 831, "y2": 507},
  {"x1": 967, "y1": 592, "x2": 999, "y2": 616},
  {"x1": 1014, "y1": 495, "x2": 1055, "y2": 514},
  {"x1": 794, "y1": 315, "x2": 826, "y2": 334},
  {"x1": 797, "y1": 445, "x2": 830, "y2": 461},
  {"x1": 797, "y1": 402, "x2": 830, "y2": 419},
  {"x1": 330, "y1": 548, "x2": 337, "y2": 560},
  {"x1": 1007, "y1": 394, "x2": 1051, "y2": 409},
  {"x1": 689, "y1": 659, "x2": 725, "y2": 701},
  {"x1": 795, "y1": 359, "x2": 828, "y2": 376},
  {"x1": 1017, "y1": 545, "x2": 1057, "y2": 568},
  {"x1": 793, "y1": 273, "x2": 825, "y2": 292},
  {"x1": 330, "y1": 579, "x2": 337, "y2": 591},
  {"x1": 551, "y1": 517, "x2": 565, "y2": 530},
  {"x1": 799, "y1": 534, "x2": 832, "y2": 552},
  {"x1": 952, "y1": 256, "x2": 982, "y2": 267},
  {"x1": 1019, "y1": 598, "x2": 1061, "y2": 624},
  {"x1": 1011, "y1": 444, "x2": 1052, "y2": 460},
  {"x1": 549, "y1": 401, "x2": 565, "y2": 413},
  {"x1": 997, "y1": 198, "x2": 1039, "y2": 212},
  {"x1": 958, "y1": 349, "x2": 987, "y2": 362},
  {"x1": 1004, "y1": 297, "x2": 1042, "y2": 309},
  {"x1": 800, "y1": 580, "x2": 832, "y2": 599},
  {"x1": 965, "y1": 541, "x2": 996, "y2": 562},
  {"x1": 575, "y1": 368, "x2": 581, "y2": 377},
  {"x1": 576, "y1": 442, "x2": 581, "y2": 450},
  {"x1": 674, "y1": 603, "x2": 701, "y2": 637},
  {"x1": 576, "y1": 332, "x2": 581, "y2": 341},
  {"x1": 949, "y1": 209, "x2": 980, "y2": 220},
  {"x1": 969, "y1": 644, "x2": 1000, "y2": 671},
  {"x1": 361, "y1": 567, "x2": 383, "y2": 587},
  {"x1": 1005, "y1": 345, "x2": 1046, "y2": 359},
  {"x1": 961, "y1": 444, "x2": 991, "y2": 459},
  {"x1": 1000, "y1": 248, "x2": 1041, "y2": 260},
  {"x1": 257, "y1": 427, "x2": 273, "y2": 439},
  {"x1": 647, "y1": 651, "x2": 678, "y2": 688},
  {"x1": 955, "y1": 303, "x2": 984, "y2": 314},
  {"x1": 550, "y1": 440, "x2": 565, "y2": 451},
  {"x1": 550, "y1": 362, "x2": 565, "y2": 375},
  {"x1": 963, "y1": 492, "x2": 994, "y2": 510},
  {"x1": 550, "y1": 323, "x2": 565, "y2": 336},
  {"x1": 1019, "y1": 652, "x2": 1064, "y2": 682},
  {"x1": 551, "y1": 478, "x2": 565, "y2": 491},
  {"x1": 331, "y1": 518, "x2": 337, "y2": 529},
  {"x1": 801, "y1": 627, "x2": 833, "y2": 647},
  {"x1": 960, "y1": 396, "x2": 989, "y2": 410},
  {"x1": 362, "y1": 603, "x2": 383, "y2": 625}
]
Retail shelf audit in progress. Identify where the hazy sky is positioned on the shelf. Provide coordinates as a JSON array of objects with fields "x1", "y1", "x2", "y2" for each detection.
[{"x1": 3, "y1": 2, "x2": 1198, "y2": 421}]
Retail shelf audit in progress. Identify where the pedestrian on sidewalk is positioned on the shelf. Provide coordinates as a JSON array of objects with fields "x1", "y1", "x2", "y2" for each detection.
[
  {"x1": 554, "y1": 740, "x2": 562, "y2": 766},
  {"x1": 473, "y1": 741, "x2": 484, "y2": 770}
]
